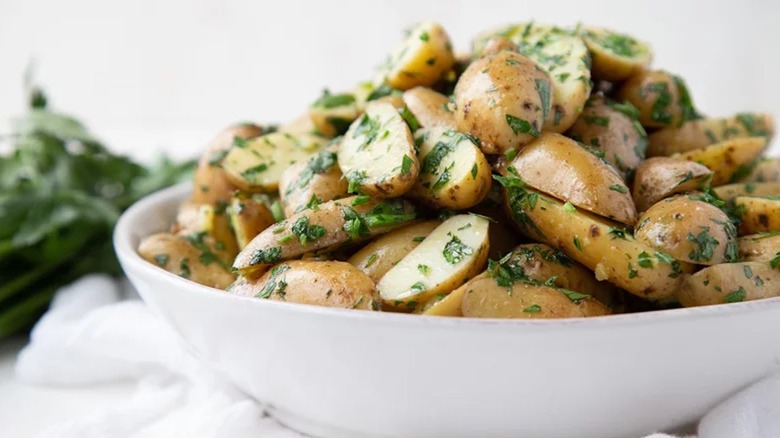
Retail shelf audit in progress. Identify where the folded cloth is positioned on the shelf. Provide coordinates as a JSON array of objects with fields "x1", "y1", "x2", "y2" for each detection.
[{"x1": 12, "y1": 275, "x2": 774, "y2": 438}]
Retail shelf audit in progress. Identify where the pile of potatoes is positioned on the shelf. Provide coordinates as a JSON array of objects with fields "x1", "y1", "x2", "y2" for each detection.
[{"x1": 139, "y1": 21, "x2": 779, "y2": 319}]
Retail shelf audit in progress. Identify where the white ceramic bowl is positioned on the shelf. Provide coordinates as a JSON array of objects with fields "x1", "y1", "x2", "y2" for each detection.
[{"x1": 115, "y1": 183, "x2": 780, "y2": 438}]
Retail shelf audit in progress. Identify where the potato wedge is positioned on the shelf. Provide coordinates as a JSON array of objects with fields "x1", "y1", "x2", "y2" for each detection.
[
  {"x1": 565, "y1": 94, "x2": 648, "y2": 179},
  {"x1": 631, "y1": 157, "x2": 712, "y2": 213},
  {"x1": 279, "y1": 148, "x2": 348, "y2": 217},
  {"x1": 377, "y1": 214, "x2": 490, "y2": 310},
  {"x1": 647, "y1": 113, "x2": 774, "y2": 157},
  {"x1": 634, "y1": 196, "x2": 738, "y2": 265},
  {"x1": 139, "y1": 232, "x2": 235, "y2": 289},
  {"x1": 410, "y1": 127, "x2": 492, "y2": 209},
  {"x1": 741, "y1": 157, "x2": 780, "y2": 183},
  {"x1": 379, "y1": 21, "x2": 456, "y2": 91},
  {"x1": 470, "y1": 204, "x2": 521, "y2": 260},
  {"x1": 198, "y1": 203, "x2": 239, "y2": 260},
  {"x1": 420, "y1": 275, "x2": 481, "y2": 317},
  {"x1": 402, "y1": 87, "x2": 456, "y2": 130},
  {"x1": 233, "y1": 196, "x2": 419, "y2": 274},
  {"x1": 616, "y1": 70, "x2": 698, "y2": 128},
  {"x1": 280, "y1": 113, "x2": 318, "y2": 136},
  {"x1": 309, "y1": 90, "x2": 361, "y2": 137},
  {"x1": 473, "y1": 23, "x2": 592, "y2": 133},
  {"x1": 222, "y1": 132, "x2": 325, "y2": 193},
  {"x1": 677, "y1": 261, "x2": 780, "y2": 307},
  {"x1": 228, "y1": 260, "x2": 379, "y2": 310},
  {"x1": 338, "y1": 101, "x2": 420, "y2": 198},
  {"x1": 672, "y1": 137, "x2": 766, "y2": 186},
  {"x1": 461, "y1": 277, "x2": 610, "y2": 319},
  {"x1": 509, "y1": 133, "x2": 636, "y2": 225},
  {"x1": 454, "y1": 50, "x2": 551, "y2": 155},
  {"x1": 735, "y1": 196, "x2": 780, "y2": 234},
  {"x1": 738, "y1": 233, "x2": 780, "y2": 263},
  {"x1": 498, "y1": 179, "x2": 693, "y2": 300},
  {"x1": 348, "y1": 220, "x2": 441, "y2": 283},
  {"x1": 228, "y1": 193, "x2": 276, "y2": 250},
  {"x1": 713, "y1": 182, "x2": 780, "y2": 201},
  {"x1": 581, "y1": 27, "x2": 652, "y2": 82}
]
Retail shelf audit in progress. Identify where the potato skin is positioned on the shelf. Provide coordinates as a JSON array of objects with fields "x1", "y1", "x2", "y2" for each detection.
[
  {"x1": 631, "y1": 157, "x2": 712, "y2": 213},
  {"x1": 742, "y1": 158, "x2": 780, "y2": 183},
  {"x1": 581, "y1": 27, "x2": 652, "y2": 82},
  {"x1": 461, "y1": 277, "x2": 610, "y2": 319},
  {"x1": 348, "y1": 220, "x2": 441, "y2": 283},
  {"x1": 677, "y1": 261, "x2": 780, "y2": 307},
  {"x1": 228, "y1": 260, "x2": 379, "y2": 310},
  {"x1": 634, "y1": 196, "x2": 737, "y2": 265},
  {"x1": 402, "y1": 87, "x2": 457, "y2": 130},
  {"x1": 383, "y1": 22, "x2": 456, "y2": 91},
  {"x1": 648, "y1": 113, "x2": 774, "y2": 157},
  {"x1": 229, "y1": 194, "x2": 276, "y2": 249},
  {"x1": 673, "y1": 137, "x2": 767, "y2": 186},
  {"x1": 713, "y1": 182, "x2": 780, "y2": 201},
  {"x1": 454, "y1": 51, "x2": 551, "y2": 155},
  {"x1": 139, "y1": 232, "x2": 235, "y2": 289},
  {"x1": 279, "y1": 148, "x2": 348, "y2": 217},
  {"x1": 735, "y1": 197, "x2": 780, "y2": 234},
  {"x1": 739, "y1": 233, "x2": 780, "y2": 262},
  {"x1": 616, "y1": 70, "x2": 692, "y2": 128}
]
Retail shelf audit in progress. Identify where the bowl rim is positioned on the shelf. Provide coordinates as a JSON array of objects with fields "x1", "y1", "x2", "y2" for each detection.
[{"x1": 114, "y1": 183, "x2": 780, "y2": 331}]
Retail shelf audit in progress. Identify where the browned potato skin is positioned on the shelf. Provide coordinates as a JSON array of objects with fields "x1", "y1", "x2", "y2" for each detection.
[
  {"x1": 402, "y1": 87, "x2": 457, "y2": 130},
  {"x1": 193, "y1": 123, "x2": 264, "y2": 205},
  {"x1": 461, "y1": 277, "x2": 610, "y2": 319},
  {"x1": 348, "y1": 220, "x2": 441, "y2": 283},
  {"x1": 742, "y1": 158, "x2": 780, "y2": 183},
  {"x1": 738, "y1": 233, "x2": 780, "y2": 262},
  {"x1": 139, "y1": 233, "x2": 235, "y2": 289},
  {"x1": 677, "y1": 261, "x2": 780, "y2": 307},
  {"x1": 616, "y1": 70, "x2": 685, "y2": 129},
  {"x1": 229, "y1": 194, "x2": 276, "y2": 249},
  {"x1": 735, "y1": 197, "x2": 780, "y2": 235},
  {"x1": 648, "y1": 114, "x2": 775, "y2": 157},
  {"x1": 673, "y1": 137, "x2": 767, "y2": 186},
  {"x1": 566, "y1": 94, "x2": 647, "y2": 179},
  {"x1": 713, "y1": 182, "x2": 780, "y2": 201},
  {"x1": 631, "y1": 157, "x2": 712, "y2": 213},
  {"x1": 480, "y1": 36, "x2": 519, "y2": 56},
  {"x1": 510, "y1": 133, "x2": 637, "y2": 225},
  {"x1": 634, "y1": 196, "x2": 736, "y2": 266},
  {"x1": 278, "y1": 150, "x2": 348, "y2": 217},
  {"x1": 454, "y1": 51, "x2": 551, "y2": 155},
  {"x1": 229, "y1": 260, "x2": 379, "y2": 310}
]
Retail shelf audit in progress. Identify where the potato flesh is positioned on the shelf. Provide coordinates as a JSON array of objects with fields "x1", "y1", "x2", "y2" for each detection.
[
  {"x1": 672, "y1": 137, "x2": 766, "y2": 186},
  {"x1": 631, "y1": 157, "x2": 712, "y2": 213},
  {"x1": 309, "y1": 92, "x2": 361, "y2": 138},
  {"x1": 229, "y1": 195, "x2": 276, "y2": 250},
  {"x1": 377, "y1": 214, "x2": 489, "y2": 308},
  {"x1": 402, "y1": 87, "x2": 456, "y2": 130},
  {"x1": 279, "y1": 148, "x2": 348, "y2": 217},
  {"x1": 677, "y1": 261, "x2": 780, "y2": 307},
  {"x1": 381, "y1": 22, "x2": 456, "y2": 91},
  {"x1": 648, "y1": 113, "x2": 775, "y2": 157},
  {"x1": 581, "y1": 27, "x2": 652, "y2": 82}
]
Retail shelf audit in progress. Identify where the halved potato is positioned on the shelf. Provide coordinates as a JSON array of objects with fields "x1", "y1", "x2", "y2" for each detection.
[
  {"x1": 648, "y1": 113, "x2": 774, "y2": 157},
  {"x1": 677, "y1": 261, "x2": 780, "y2": 307},
  {"x1": 410, "y1": 127, "x2": 492, "y2": 209},
  {"x1": 228, "y1": 193, "x2": 276, "y2": 249},
  {"x1": 581, "y1": 27, "x2": 652, "y2": 82},
  {"x1": 565, "y1": 94, "x2": 648, "y2": 179},
  {"x1": 379, "y1": 21, "x2": 456, "y2": 91},
  {"x1": 198, "y1": 203, "x2": 239, "y2": 260},
  {"x1": 742, "y1": 157, "x2": 780, "y2": 183},
  {"x1": 735, "y1": 196, "x2": 780, "y2": 234},
  {"x1": 348, "y1": 220, "x2": 441, "y2": 283},
  {"x1": 402, "y1": 86, "x2": 456, "y2": 130},
  {"x1": 420, "y1": 275, "x2": 481, "y2": 317},
  {"x1": 233, "y1": 196, "x2": 419, "y2": 274},
  {"x1": 139, "y1": 232, "x2": 235, "y2": 289},
  {"x1": 338, "y1": 101, "x2": 420, "y2": 198},
  {"x1": 634, "y1": 196, "x2": 738, "y2": 265},
  {"x1": 279, "y1": 148, "x2": 348, "y2": 217},
  {"x1": 632, "y1": 157, "x2": 713, "y2": 213},
  {"x1": 672, "y1": 137, "x2": 767, "y2": 186},
  {"x1": 222, "y1": 132, "x2": 325, "y2": 193},
  {"x1": 309, "y1": 90, "x2": 361, "y2": 137},
  {"x1": 280, "y1": 113, "x2": 318, "y2": 136},
  {"x1": 713, "y1": 182, "x2": 780, "y2": 201},
  {"x1": 454, "y1": 50, "x2": 551, "y2": 155},
  {"x1": 738, "y1": 233, "x2": 780, "y2": 262},
  {"x1": 480, "y1": 36, "x2": 519, "y2": 56},
  {"x1": 470, "y1": 203, "x2": 521, "y2": 260},
  {"x1": 228, "y1": 260, "x2": 379, "y2": 310},
  {"x1": 616, "y1": 70, "x2": 697, "y2": 128},
  {"x1": 377, "y1": 214, "x2": 490, "y2": 310},
  {"x1": 509, "y1": 133, "x2": 637, "y2": 225}
]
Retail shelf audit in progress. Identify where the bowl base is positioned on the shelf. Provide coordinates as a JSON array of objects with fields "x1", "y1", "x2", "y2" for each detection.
[{"x1": 269, "y1": 406, "x2": 386, "y2": 438}]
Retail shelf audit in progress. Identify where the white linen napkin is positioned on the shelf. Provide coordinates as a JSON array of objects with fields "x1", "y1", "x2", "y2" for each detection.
[{"x1": 14, "y1": 275, "x2": 775, "y2": 438}]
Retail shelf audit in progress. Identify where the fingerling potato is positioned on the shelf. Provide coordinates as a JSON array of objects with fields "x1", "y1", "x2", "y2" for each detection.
[
  {"x1": 309, "y1": 90, "x2": 361, "y2": 137},
  {"x1": 738, "y1": 233, "x2": 780, "y2": 262},
  {"x1": 672, "y1": 137, "x2": 766, "y2": 186},
  {"x1": 713, "y1": 182, "x2": 780, "y2": 201},
  {"x1": 580, "y1": 27, "x2": 652, "y2": 82},
  {"x1": 631, "y1": 157, "x2": 712, "y2": 213},
  {"x1": 647, "y1": 113, "x2": 774, "y2": 157},
  {"x1": 742, "y1": 157, "x2": 780, "y2": 183},
  {"x1": 402, "y1": 86, "x2": 456, "y2": 130},
  {"x1": 735, "y1": 196, "x2": 780, "y2": 234},
  {"x1": 279, "y1": 147, "x2": 348, "y2": 217},
  {"x1": 379, "y1": 21, "x2": 456, "y2": 91},
  {"x1": 139, "y1": 232, "x2": 235, "y2": 289},
  {"x1": 616, "y1": 70, "x2": 697, "y2": 128},
  {"x1": 677, "y1": 261, "x2": 780, "y2": 307},
  {"x1": 228, "y1": 193, "x2": 276, "y2": 249}
]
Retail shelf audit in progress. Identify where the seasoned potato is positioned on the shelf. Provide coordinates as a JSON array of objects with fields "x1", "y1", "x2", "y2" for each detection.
[
  {"x1": 480, "y1": 36, "x2": 519, "y2": 56},
  {"x1": 616, "y1": 70, "x2": 697, "y2": 128},
  {"x1": 581, "y1": 27, "x2": 652, "y2": 82},
  {"x1": 420, "y1": 275, "x2": 480, "y2": 317},
  {"x1": 348, "y1": 220, "x2": 441, "y2": 283},
  {"x1": 222, "y1": 132, "x2": 325, "y2": 193},
  {"x1": 377, "y1": 214, "x2": 489, "y2": 310},
  {"x1": 279, "y1": 148, "x2": 348, "y2": 217},
  {"x1": 454, "y1": 50, "x2": 551, "y2": 155},
  {"x1": 471, "y1": 203, "x2": 521, "y2": 260},
  {"x1": 672, "y1": 137, "x2": 767, "y2": 186},
  {"x1": 461, "y1": 277, "x2": 610, "y2": 319},
  {"x1": 402, "y1": 87, "x2": 456, "y2": 130},
  {"x1": 410, "y1": 127, "x2": 492, "y2": 209},
  {"x1": 741, "y1": 157, "x2": 780, "y2": 183},
  {"x1": 498, "y1": 180, "x2": 693, "y2": 300},
  {"x1": 510, "y1": 133, "x2": 637, "y2": 225},
  {"x1": 632, "y1": 158, "x2": 713, "y2": 213},
  {"x1": 735, "y1": 196, "x2": 780, "y2": 234},
  {"x1": 338, "y1": 101, "x2": 420, "y2": 198},
  {"x1": 233, "y1": 196, "x2": 419, "y2": 274},
  {"x1": 309, "y1": 90, "x2": 361, "y2": 137},
  {"x1": 193, "y1": 123, "x2": 264, "y2": 205},
  {"x1": 229, "y1": 260, "x2": 379, "y2": 310},
  {"x1": 228, "y1": 193, "x2": 276, "y2": 249},
  {"x1": 379, "y1": 21, "x2": 456, "y2": 91},
  {"x1": 139, "y1": 233, "x2": 235, "y2": 289},
  {"x1": 198, "y1": 203, "x2": 239, "y2": 260},
  {"x1": 738, "y1": 233, "x2": 780, "y2": 262},
  {"x1": 634, "y1": 196, "x2": 738, "y2": 265},
  {"x1": 565, "y1": 94, "x2": 648, "y2": 179},
  {"x1": 713, "y1": 182, "x2": 780, "y2": 201},
  {"x1": 280, "y1": 113, "x2": 318, "y2": 136},
  {"x1": 473, "y1": 23, "x2": 592, "y2": 133},
  {"x1": 677, "y1": 261, "x2": 780, "y2": 307},
  {"x1": 648, "y1": 113, "x2": 774, "y2": 157}
]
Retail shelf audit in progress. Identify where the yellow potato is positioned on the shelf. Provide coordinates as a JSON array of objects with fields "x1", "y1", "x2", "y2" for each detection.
[
  {"x1": 420, "y1": 275, "x2": 481, "y2": 317},
  {"x1": 380, "y1": 21, "x2": 456, "y2": 91},
  {"x1": 713, "y1": 182, "x2": 780, "y2": 201},
  {"x1": 581, "y1": 27, "x2": 652, "y2": 82},
  {"x1": 735, "y1": 196, "x2": 780, "y2": 234},
  {"x1": 631, "y1": 157, "x2": 712, "y2": 213},
  {"x1": 634, "y1": 196, "x2": 738, "y2": 265},
  {"x1": 139, "y1": 233, "x2": 235, "y2": 289},
  {"x1": 279, "y1": 148, "x2": 348, "y2": 217},
  {"x1": 677, "y1": 261, "x2": 780, "y2": 307},
  {"x1": 738, "y1": 233, "x2": 780, "y2": 262},
  {"x1": 479, "y1": 36, "x2": 519, "y2": 56},
  {"x1": 742, "y1": 157, "x2": 780, "y2": 183},
  {"x1": 616, "y1": 70, "x2": 697, "y2": 128},
  {"x1": 308, "y1": 90, "x2": 361, "y2": 137},
  {"x1": 509, "y1": 133, "x2": 637, "y2": 225},
  {"x1": 402, "y1": 87, "x2": 456, "y2": 130},
  {"x1": 672, "y1": 137, "x2": 767, "y2": 186},
  {"x1": 228, "y1": 260, "x2": 379, "y2": 310},
  {"x1": 279, "y1": 112, "x2": 318, "y2": 136},
  {"x1": 648, "y1": 113, "x2": 774, "y2": 157},
  {"x1": 228, "y1": 193, "x2": 276, "y2": 250}
]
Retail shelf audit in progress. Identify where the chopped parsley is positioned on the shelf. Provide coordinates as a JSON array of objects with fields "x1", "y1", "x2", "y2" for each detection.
[
  {"x1": 724, "y1": 287, "x2": 747, "y2": 303},
  {"x1": 608, "y1": 227, "x2": 629, "y2": 240},
  {"x1": 179, "y1": 258, "x2": 191, "y2": 279},
  {"x1": 523, "y1": 304, "x2": 542, "y2": 313},
  {"x1": 770, "y1": 252, "x2": 780, "y2": 270},
  {"x1": 312, "y1": 90, "x2": 356, "y2": 109},
  {"x1": 290, "y1": 217, "x2": 326, "y2": 246},
  {"x1": 563, "y1": 202, "x2": 576, "y2": 213},
  {"x1": 584, "y1": 115, "x2": 610, "y2": 127},
  {"x1": 401, "y1": 155, "x2": 413, "y2": 175},
  {"x1": 534, "y1": 79, "x2": 551, "y2": 120},
  {"x1": 637, "y1": 251, "x2": 653, "y2": 268},
  {"x1": 608, "y1": 184, "x2": 628, "y2": 193},
  {"x1": 154, "y1": 254, "x2": 169, "y2": 266},
  {"x1": 417, "y1": 264, "x2": 430, "y2": 275},
  {"x1": 256, "y1": 265, "x2": 290, "y2": 299},
  {"x1": 247, "y1": 246, "x2": 282, "y2": 266},
  {"x1": 443, "y1": 234, "x2": 473, "y2": 264},
  {"x1": 505, "y1": 114, "x2": 540, "y2": 137},
  {"x1": 573, "y1": 236, "x2": 583, "y2": 251},
  {"x1": 399, "y1": 105, "x2": 420, "y2": 132},
  {"x1": 687, "y1": 229, "x2": 719, "y2": 262},
  {"x1": 559, "y1": 289, "x2": 591, "y2": 303},
  {"x1": 365, "y1": 253, "x2": 378, "y2": 267}
]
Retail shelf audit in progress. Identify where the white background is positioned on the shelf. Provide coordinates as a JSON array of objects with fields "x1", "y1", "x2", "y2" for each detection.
[{"x1": 1, "y1": 0, "x2": 779, "y2": 158}]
